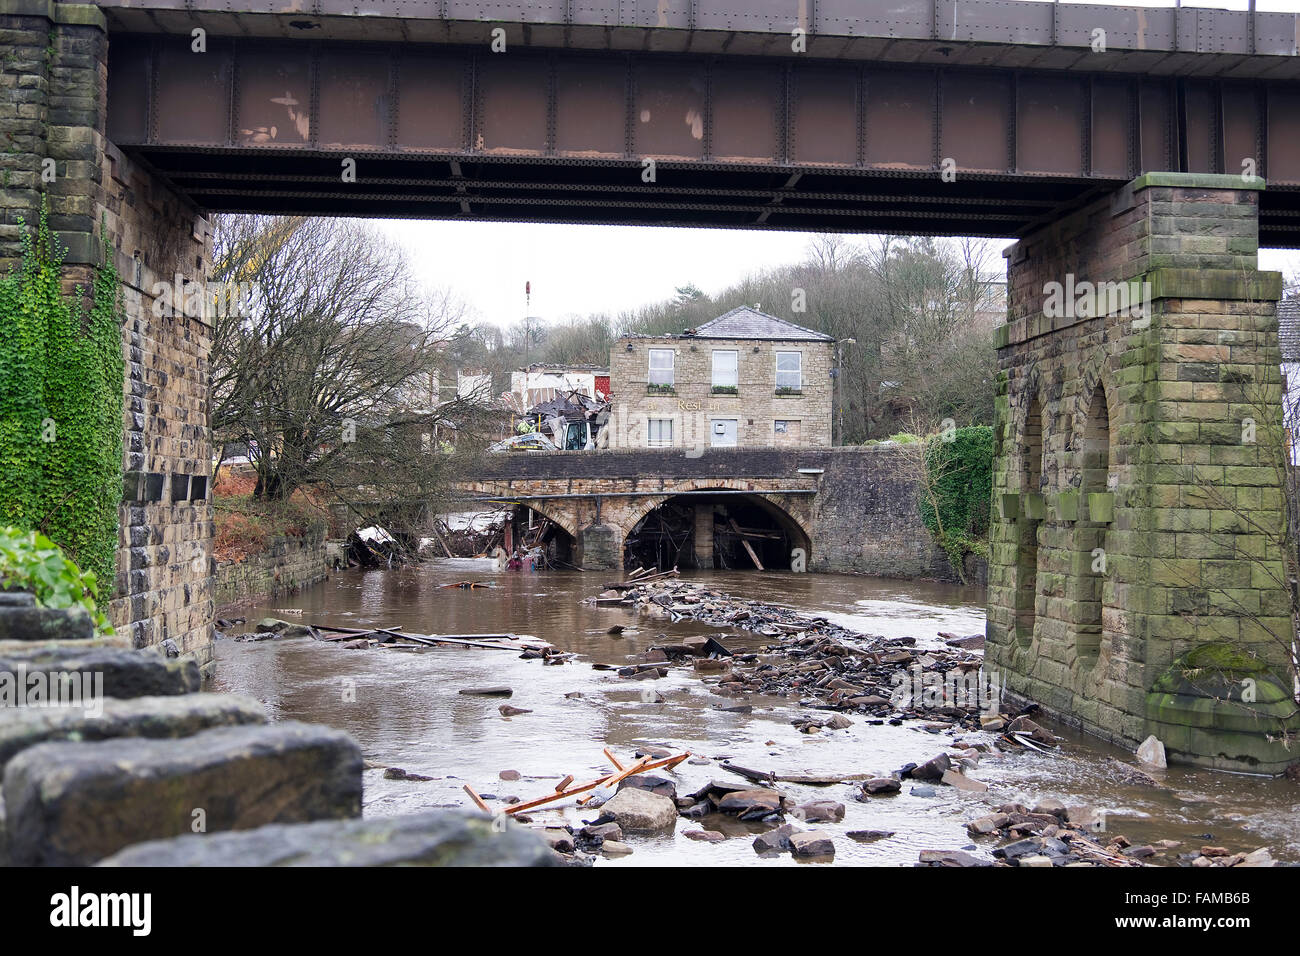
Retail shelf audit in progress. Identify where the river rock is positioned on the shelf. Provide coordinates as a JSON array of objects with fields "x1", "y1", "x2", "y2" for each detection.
[
  {"x1": 1019, "y1": 854, "x2": 1055, "y2": 867},
  {"x1": 0, "y1": 647, "x2": 199, "y2": 699},
  {"x1": 967, "y1": 813, "x2": 1010, "y2": 835},
  {"x1": 862, "y1": 777, "x2": 901, "y2": 795},
  {"x1": 1006, "y1": 716, "x2": 1057, "y2": 746},
  {"x1": 919, "y1": 849, "x2": 987, "y2": 867},
  {"x1": 1136, "y1": 735, "x2": 1167, "y2": 769},
  {"x1": 753, "y1": 823, "x2": 795, "y2": 853},
  {"x1": 683, "y1": 829, "x2": 726, "y2": 843},
  {"x1": 716, "y1": 788, "x2": 783, "y2": 819},
  {"x1": 541, "y1": 828, "x2": 575, "y2": 853},
  {"x1": 601, "y1": 787, "x2": 677, "y2": 831},
  {"x1": 578, "y1": 821, "x2": 623, "y2": 844},
  {"x1": 0, "y1": 693, "x2": 266, "y2": 772},
  {"x1": 254, "y1": 618, "x2": 318, "y2": 639},
  {"x1": 100, "y1": 810, "x2": 557, "y2": 866},
  {"x1": 941, "y1": 769, "x2": 989, "y2": 792},
  {"x1": 498, "y1": 704, "x2": 532, "y2": 717},
  {"x1": 1238, "y1": 847, "x2": 1274, "y2": 867},
  {"x1": 789, "y1": 831, "x2": 835, "y2": 859},
  {"x1": 909, "y1": 753, "x2": 951, "y2": 781},
  {"x1": 793, "y1": 800, "x2": 845, "y2": 823},
  {"x1": 600, "y1": 840, "x2": 634, "y2": 856},
  {"x1": 3, "y1": 722, "x2": 362, "y2": 866},
  {"x1": 1032, "y1": 798, "x2": 1067, "y2": 818},
  {"x1": 1064, "y1": 805, "x2": 1104, "y2": 831},
  {"x1": 617, "y1": 774, "x2": 677, "y2": 802},
  {"x1": 846, "y1": 830, "x2": 895, "y2": 842}
]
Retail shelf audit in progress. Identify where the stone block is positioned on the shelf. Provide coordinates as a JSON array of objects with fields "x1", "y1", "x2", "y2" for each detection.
[
  {"x1": 0, "y1": 692, "x2": 266, "y2": 770},
  {"x1": 3, "y1": 721, "x2": 362, "y2": 865},
  {"x1": 0, "y1": 646, "x2": 199, "y2": 698},
  {"x1": 0, "y1": 597, "x2": 92, "y2": 641},
  {"x1": 99, "y1": 810, "x2": 558, "y2": 867}
]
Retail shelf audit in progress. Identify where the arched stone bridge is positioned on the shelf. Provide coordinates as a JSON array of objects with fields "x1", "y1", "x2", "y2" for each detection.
[{"x1": 453, "y1": 446, "x2": 952, "y2": 576}]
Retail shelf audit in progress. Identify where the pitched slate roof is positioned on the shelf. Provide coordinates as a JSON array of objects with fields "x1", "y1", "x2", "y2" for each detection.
[
  {"x1": 1279, "y1": 298, "x2": 1300, "y2": 363},
  {"x1": 689, "y1": 306, "x2": 833, "y2": 342}
]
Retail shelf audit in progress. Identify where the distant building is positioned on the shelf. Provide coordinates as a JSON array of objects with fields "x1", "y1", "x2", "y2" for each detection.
[
  {"x1": 456, "y1": 370, "x2": 494, "y2": 404},
  {"x1": 609, "y1": 306, "x2": 834, "y2": 449},
  {"x1": 510, "y1": 362, "x2": 610, "y2": 410}
]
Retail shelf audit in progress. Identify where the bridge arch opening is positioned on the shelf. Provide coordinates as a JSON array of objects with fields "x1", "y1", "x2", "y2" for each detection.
[
  {"x1": 509, "y1": 505, "x2": 576, "y2": 569},
  {"x1": 623, "y1": 494, "x2": 810, "y2": 572}
]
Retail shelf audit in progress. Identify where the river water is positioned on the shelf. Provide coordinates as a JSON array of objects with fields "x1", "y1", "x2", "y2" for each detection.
[{"x1": 213, "y1": 560, "x2": 1300, "y2": 866}]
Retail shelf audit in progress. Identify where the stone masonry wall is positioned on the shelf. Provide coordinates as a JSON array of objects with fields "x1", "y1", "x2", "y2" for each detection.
[
  {"x1": 0, "y1": 3, "x2": 216, "y2": 676},
  {"x1": 215, "y1": 533, "x2": 330, "y2": 609},
  {"x1": 610, "y1": 336, "x2": 833, "y2": 449},
  {"x1": 988, "y1": 172, "x2": 1294, "y2": 770}
]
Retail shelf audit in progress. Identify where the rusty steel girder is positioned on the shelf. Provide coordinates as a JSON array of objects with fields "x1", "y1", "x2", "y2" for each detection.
[{"x1": 106, "y1": 37, "x2": 1300, "y2": 243}]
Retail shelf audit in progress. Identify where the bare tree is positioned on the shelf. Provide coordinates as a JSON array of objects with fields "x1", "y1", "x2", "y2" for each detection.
[{"x1": 209, "y1": 215, "x2": 491, "y2": 508}]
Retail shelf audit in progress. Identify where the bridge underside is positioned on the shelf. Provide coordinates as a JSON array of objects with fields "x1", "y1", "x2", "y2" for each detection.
[{"x1": 106, "y1": 36, "x2": 1300, "y2": 241}]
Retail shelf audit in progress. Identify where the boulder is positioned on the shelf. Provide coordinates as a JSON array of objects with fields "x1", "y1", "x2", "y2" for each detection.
[
  {"x1": 1064, "y1": 805, "x2": 1104, "y2": 831},
  {"x1": 716, "y1": 789, "x2": 783, "y2": 819},
  {"x1": 600, "y1": 787, "x2": 678, "y2": 831},
  {"x1": 0, "y1": 693, "x2": 266, "y2": 774},
  {"x1": 752, "y1": 824, "x2": 794, "y2": 853},
  {"x1": 909, "y1": 753, "x2": 952, "y2": 781},
  {"x1": 100, "y1": 810, "x2": 556, "y2": 866},
  {"x1": 793, "y1": 800, "x2": 845, "y2": 823},
  {"x1": 941, "y1": 769, "x2": 989, "y2": 793},
  {"x1": 578, "y1": 821, "x2": 623, "y2": 844},
  {"x1": 617, "y1": 774, "x2": 678, "y2": 801},
  {"x1": 919, "y1": 849, "x2": 987, "y2": 867},
  {"x1": 1136, "y1": 735, "x2": 1167, "y2": 769},
  {"x1": 967, "y1": 813, "x2": 1010, "y2": 835},
  {"x1": 789, "y1": 831, "x2": 835, "y2": 859},
  {"x1": 862, "y1": 777, "x2": 901, "y2": 795},
  {"x1": 4, "y1": 722, "x2": 362, "y2": 865},
  {"x1": 0, "y1": 647, "x2": 199, "y2": 699}
]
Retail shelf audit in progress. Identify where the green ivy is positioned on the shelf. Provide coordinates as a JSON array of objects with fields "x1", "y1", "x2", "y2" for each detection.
[
  {"x1": 918, "y1": 425, "x2": 994, "y2": 579},
  {"x1": 0, "y1": 526, "x2": 112, "y2": 634},
  {"x1": 0, "y1": 203, "x2": 123, "y2": 602}
]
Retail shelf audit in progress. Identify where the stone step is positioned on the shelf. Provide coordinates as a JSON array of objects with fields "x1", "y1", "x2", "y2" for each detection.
[
  {"x1": 99, "y1": 810, "x2": 559, "y2": 867},
  {"x1": 0, "y1": 597, "x2": 93, "y2": 642},
  {"x1": 0, "y1": 646, "x2": 199, "y2": 700},
  {"x1": 2, "y1": 722, "x2": 363, "y2": 865},
  {"x1": 0, "y1": 693, "x2": 267, "y2": 772}
]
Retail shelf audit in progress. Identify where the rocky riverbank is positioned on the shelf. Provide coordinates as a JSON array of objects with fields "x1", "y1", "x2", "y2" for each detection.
[{"x1": 521, "y1": 577, "x2": 1283, "y2": 868}]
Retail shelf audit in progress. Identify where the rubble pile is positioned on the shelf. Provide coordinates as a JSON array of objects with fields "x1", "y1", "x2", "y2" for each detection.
[{"x1": 595, "y1": 579, "x2": 989, "y2": 723}]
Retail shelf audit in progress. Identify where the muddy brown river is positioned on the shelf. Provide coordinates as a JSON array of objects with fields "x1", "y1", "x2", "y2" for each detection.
[{"x1": 213, "y1": 560, "x2": 1300, "y2": 866}]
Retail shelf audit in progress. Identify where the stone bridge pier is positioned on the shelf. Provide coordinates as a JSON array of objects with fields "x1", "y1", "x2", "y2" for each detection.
[{"x1": 987, "y1": 172, "x2": 1300, "y2": 773}]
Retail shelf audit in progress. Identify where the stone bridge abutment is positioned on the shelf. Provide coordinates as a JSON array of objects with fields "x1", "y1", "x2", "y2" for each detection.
[
  {"x1": 2, "y1": 0, "x2": 215, "y2": 674},
  {"x1": 987, "y1": 172, "x2": 1299, "y2": 773}
]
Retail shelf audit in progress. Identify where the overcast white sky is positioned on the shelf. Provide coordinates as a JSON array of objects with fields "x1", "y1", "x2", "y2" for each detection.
[
  {"x1": 377, "y1": 222, "x2": 1298, "y2": 329},
  {"x1": 376, "y1": 0, "x2": 1300, "y2": 326}
]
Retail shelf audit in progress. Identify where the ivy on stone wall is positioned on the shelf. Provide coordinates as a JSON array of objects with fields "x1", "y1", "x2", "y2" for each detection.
[
  {"x1": 918, "y1": 425, "x2": 994, "y2": 579},
  {"x1": 0, "y1": 204, "x2": 123, "y2": 601}
]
